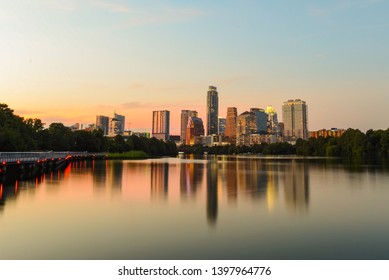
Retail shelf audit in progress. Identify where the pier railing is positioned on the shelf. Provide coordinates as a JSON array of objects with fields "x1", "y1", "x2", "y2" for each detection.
[{"x1": 0, "y1": 151, "x2": 90, "y2": 163}]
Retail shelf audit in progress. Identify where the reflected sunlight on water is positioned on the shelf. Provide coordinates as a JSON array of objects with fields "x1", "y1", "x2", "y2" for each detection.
[{"x1": 1, "y1": 156, "x2": 389, "y2": 259}]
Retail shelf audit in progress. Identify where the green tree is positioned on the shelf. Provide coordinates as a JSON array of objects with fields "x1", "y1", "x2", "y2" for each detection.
[{"x1": 47, "y1": 123, "x2": 73, "y2": 151}]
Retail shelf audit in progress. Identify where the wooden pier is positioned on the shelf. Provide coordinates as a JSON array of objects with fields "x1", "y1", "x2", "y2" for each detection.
[{"x1": 0, "y1": 151, "x2": 106, "y2": 180}]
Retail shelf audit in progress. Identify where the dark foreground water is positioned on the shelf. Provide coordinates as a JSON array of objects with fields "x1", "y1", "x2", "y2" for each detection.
[{"x1": 1, "y1": 155, "x2": 388, "y2": 259}]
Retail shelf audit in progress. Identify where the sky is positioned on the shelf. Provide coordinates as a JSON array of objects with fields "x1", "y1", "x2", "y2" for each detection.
[{"x1": 1, "y1": 0, "x2": 388, "y2": 134}]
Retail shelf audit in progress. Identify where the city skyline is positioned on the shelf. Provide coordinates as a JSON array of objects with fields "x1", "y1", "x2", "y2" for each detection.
[{"x1": 1, "y1": 1, "x2": 389, "y2": 133}]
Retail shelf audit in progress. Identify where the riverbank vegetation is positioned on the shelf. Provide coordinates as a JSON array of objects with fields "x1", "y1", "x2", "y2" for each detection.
[
  {"x1": 1, "y1": 103, "x2": 387, "y2": 161},
  {"x1": 0, "y1": 103, "x2": 177, "y2": 158},
  {"x1": 179, "y1": 128, "x2": 389, "y2": 161},
  {"x1": 105, "y1": 151, "x2": 148, "y2": 160}
]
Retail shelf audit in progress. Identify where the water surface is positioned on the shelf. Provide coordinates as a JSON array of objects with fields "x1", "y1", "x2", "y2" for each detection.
[{"x1": 1, "y1": 156, "x2": 388, "y2": 259}]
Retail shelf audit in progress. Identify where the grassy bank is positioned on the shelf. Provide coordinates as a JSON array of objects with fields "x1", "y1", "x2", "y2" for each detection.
[{"x1": 106, "y1": 150, "x2": 149, "y2": 160}]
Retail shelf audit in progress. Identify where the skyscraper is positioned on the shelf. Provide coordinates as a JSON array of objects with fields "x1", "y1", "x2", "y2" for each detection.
[
  {"x1": 109, "y1": 117, "x2": 121, "y2": 136},
  {"x1": 282, "y1": 99, "x2": 308, "y2": 141},
  {"x1": 206, "y1": 86, "x2": 218, "y2": 135},
  {"x1": 181, "y1": 110, "x2": 198, "y2": 145},
  {"x1": 218, "y1": 117, "x2": 226, "y2": 135},
  {"x1": 265, "y1": 105, "x2": 281, "y2": 136},
  {"x1": 114, "y1": 113, "x2": 125, "y2": 134},
  {"x1": 236, "y1": 111, "x2": 257, "y2": 146},
  {"x1": 96, "y1": 115, "x2": 109, "y2": 135},
  {"x1": 186, "y1": 116, "x2": 204, "y2": 145},
  {"x1": 152, "y1": 110, "x2": 170, "y2": 141},
  {"x1": 250, "y1": 108, "x2": 268, "y2": 134},
  {"x1": 225, "y1": 107, "x2": 238, "y2": 144}
]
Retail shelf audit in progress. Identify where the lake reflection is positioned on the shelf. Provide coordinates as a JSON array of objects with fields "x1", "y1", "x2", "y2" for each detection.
[{"x1": 1, "y1": 156, "x2": 389, "y2": 259}]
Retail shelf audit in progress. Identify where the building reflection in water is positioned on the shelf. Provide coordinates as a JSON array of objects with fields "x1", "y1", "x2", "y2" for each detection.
[
  {"x1": 206, "y1": 161, "x2": 218, "y2": 226},
  {"x1": 109, "y1": 161, "x2": 123, "y2": 192},
  {"x1": 265, "y1": 160, "x2": 279, "y2": 212},
  {"x1": 151, "y1": 163, "x2": 169, "y2": 200},
  {"x1": 236, "y1": 158, "x2": 269, "y2": 201},
  {"x1": 179, "y1": 162, "x2": 204, "y2": 199},
  {"x1": 225, "y1": 160, "x2": 238, "y2": 203},
  {"x1": 92, "y1": 160, "x2": 108, "y2": 191},
  {"x1": 282, "y1": 160, "x2": 309, "y2": 211}
]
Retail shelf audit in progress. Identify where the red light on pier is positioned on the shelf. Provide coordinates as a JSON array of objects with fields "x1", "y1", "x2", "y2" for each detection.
[
  {"x1": 17, "y1": 160, "x2": 20, "y2": 164},
  {"x1": 2, "y1": 161, "x2": 6, "y2": 165}
]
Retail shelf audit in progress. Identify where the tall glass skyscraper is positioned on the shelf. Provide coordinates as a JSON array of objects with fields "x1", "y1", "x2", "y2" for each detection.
[
  {"x1": 206, "y1": 86, "x2": 218, "y2": 135},
  {"x1": 152, "y1": 110, "x2": 170, "y2": 141},
  {"x1": 250, "y1": 108, "x2": 268, "y2": 134},
  {"x1": 282, "y1": 99, "x2": 308, "y2": 141}
]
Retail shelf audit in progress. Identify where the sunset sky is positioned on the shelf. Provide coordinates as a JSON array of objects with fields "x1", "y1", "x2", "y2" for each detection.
[{"x1": 1, "y1": 0, "x2": 388, "y2": 134}]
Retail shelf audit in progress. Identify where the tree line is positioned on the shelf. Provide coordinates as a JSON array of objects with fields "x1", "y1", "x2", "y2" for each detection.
[
  {"x1": 0, "y1": 103, "x2": 177, "y2": 157},
  {"x1": 295, "y1": 128, "x2": 389, "y2": 159},
  {"x1": 179, "y1": 128, "x2": 389, "y2": 160},
  {"x1": 1, "y1": 103, "x2": 387, "y2": 160}
]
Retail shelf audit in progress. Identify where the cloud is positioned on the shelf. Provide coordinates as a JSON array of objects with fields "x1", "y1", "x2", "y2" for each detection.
[
  {"x1": 120, "y1": 102, "x2": 143, "y2": 109},
  {"x1": 38, "y1": 0, "x2": 78, "y2": 11},
  {"x1": 14, "y1": 109, "x2": 45, "y2": 117},
  {"x1": 90, "y1": 1, "x2": 206, "y2": 27},
  {"x1": 308, "y1": 0, "x2": 385, "y2": 17},
  {"x1": 122, "y1": 6, "x2": 206, "y2": 26},
  {"x1": 91, "y1": 0, "x2": 134, "y2": 14}
]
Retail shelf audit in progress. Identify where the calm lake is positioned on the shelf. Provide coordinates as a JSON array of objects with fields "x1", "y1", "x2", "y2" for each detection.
[{"x1": 1, "y1": 155, "x2": 389, "y2": 259}]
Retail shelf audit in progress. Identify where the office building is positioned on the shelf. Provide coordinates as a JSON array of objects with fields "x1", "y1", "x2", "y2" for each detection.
[
  {"x1": 96, "y1": 115, "x2": 109, "y2": 135},
  {"x1": 114, "y1": 113, "x2": 125, "y2": 135},
  {"x1": 181, "y1": 110, "x2": 198, "y2": 145},
  {"x1": 250, "y1": 108, "x2": 268, "y2": 134},
  {"x1": 152, "y1": 110, "x2": 170, "y2": 141},
  {"x1": 186, "y1": 116, "x2": 205, "y2": 145},
  {"x1": 309, "y1": 128, "x2": 345, "y2": 139},
  {"x1": 206, "y1": 86, "x2": 219, "y2": 135},
  {"x1": 109, "y1": 117, "x2": 122, "y2": 136},
  {"x1": 218, "y1": 117, "x2": 226, "y2": 135},
  {"x1": 236, "y1": 111, "x2": 257, "y2": 146},
  {"x1": 265, "y1": 105, "x2": 281, "y2": 136},
  {"x1": 282, "y1": 99, "x2": 308, "y2": 141},
  {"x1": 225, "y1": 107, "x2": 238, "y2": 144}
]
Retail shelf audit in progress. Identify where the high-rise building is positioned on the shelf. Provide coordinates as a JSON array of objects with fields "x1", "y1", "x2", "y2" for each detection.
[
  {"x1": 236, "y1": 111, "x2": 257, "y2": 146},
  {"x1": 96, "y1": 115, "x2": 109, "y2": 135},
  {"x1": 114, "y1": 113, "x2": 125, "y2": 134},
  {"x1": 152, "y1": 110, "x2": 170, "y2": 141},
  {"x1": 109, "y1": 117, "x2": 121, "y2": 136},
  {"x1": 206, "y1": 86, "x2": 219, "y2": 135},
  {"x1": 282, "y1": 99, "x2": 308, "y2": 141},
  {"x1": 181, "y1": 110, "x2": 198, "y2": 145},
  {"x1": 225, "y1": 107, "x2": 238, "y2": 144},
  {"x1": 250, "y1": 108, "x2": 268, "y2": 134},
  {"x1": 186, "y1": 116, "x2": 204, "y2": 145},
  {"x1": 265, "y1": 105, "x2": 281, "y2": 136},
  {"x1": 218, "y1": 117, "x2": 226, "y2": 135}
]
